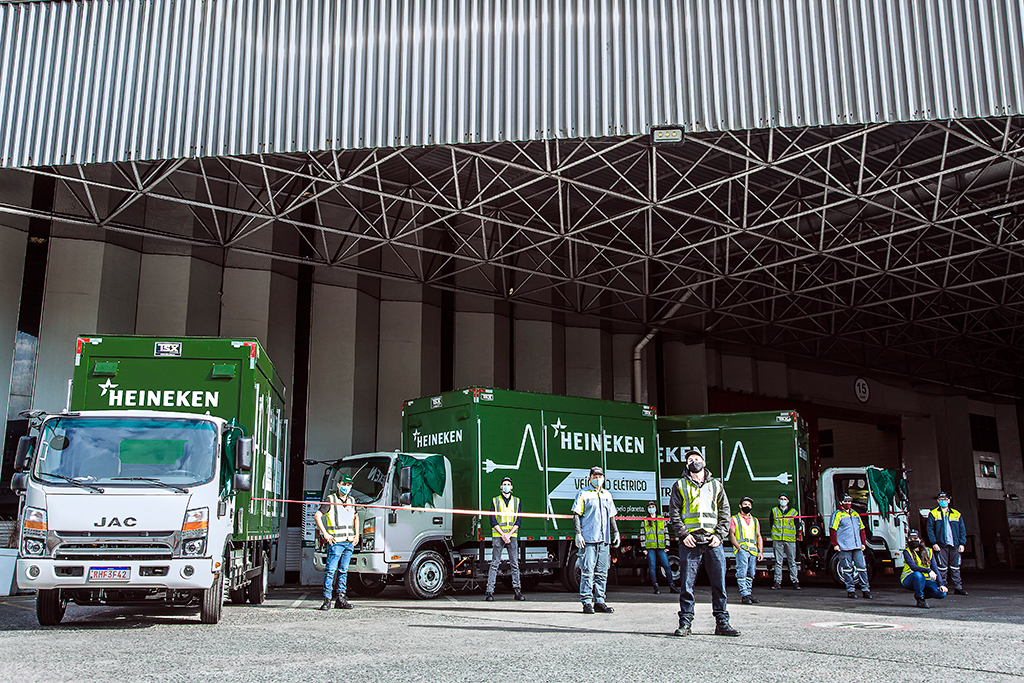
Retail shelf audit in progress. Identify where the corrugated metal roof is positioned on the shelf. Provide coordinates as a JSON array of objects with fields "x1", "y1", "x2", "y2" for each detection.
[{"x1": 1, "y1": 0, "x2": 1022, "y2": 168}]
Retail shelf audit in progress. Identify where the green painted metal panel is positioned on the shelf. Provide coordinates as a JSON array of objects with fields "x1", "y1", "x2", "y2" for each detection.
[
  {"x1": 403, "y1": 387, "x2": 659, "y2": 545},
  {"x1": 69, "y1": 335, "x2": 287, "y2": 544},
  {"x1": 658, "y1": 411, "x2": 810, "y2": 533}
]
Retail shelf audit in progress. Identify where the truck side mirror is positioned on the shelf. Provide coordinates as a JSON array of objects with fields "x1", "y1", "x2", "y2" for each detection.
[
  {"x1": 399, "y1": 492, "x2": 412, "y2": 506},
  {"x1": 11, "y1": 472, "x2": 28, "y2": 492},
  {"x1": 14, "y1": 436, "x2": 36, "y2": 472},
  {"x1": 400, "y1": 466, "x2": 412, "y2": 493},
  {"x1": 235, "y1": 437, "x2": 253, "y2": 472},
  {"x1": 233, "y1": 473, "x2": 252, "y2": 492}
]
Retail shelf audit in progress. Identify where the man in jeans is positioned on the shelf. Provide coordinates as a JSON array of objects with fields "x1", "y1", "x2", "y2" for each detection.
[
  {"x1": 668, "y1": 449, "x2": 739, "y2": 637},
  {"x1": 484, "y1": 476, "x2": 525, "y2": 601},
  {"x1": 572, "y1": 466, "x2": 620, "y2": 614},
  {"x1": 642, "y1": 500, "x2": 677, "y2": 594},
  {"x1": 729, "y1": 496, "x2": 763, "y2": 605},
  {"x1": 830, "y1": 493, "x2": 871, "y2": 599},
  {"x1": 926, "y1": 491, "x2": 968, "y2": 595},
  {"x1": 314, "y1": 474, "x2": 360, "y2": 610},
  {"x1": 770, "y1": 494, "x2": 801, "y2": 590}
]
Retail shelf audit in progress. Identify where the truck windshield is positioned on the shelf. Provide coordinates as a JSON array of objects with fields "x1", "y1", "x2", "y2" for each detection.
[
  {"x1": 331, "y1": 457, "x2": 391, "y2": 504},
  {"x1": 33, "y1": 417, "x2": 217, "y2": 487}
]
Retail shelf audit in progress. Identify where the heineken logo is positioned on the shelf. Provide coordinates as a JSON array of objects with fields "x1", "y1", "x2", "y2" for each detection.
[
  {"x1": 411, "y1": 428, "x2": 463, "y2": 448},
  {"x1": 550, "y1": 419, "x2": 645, "y2": 454},
  {"x1": 98, "y1": 380, "x2": 220, "y2": 408}
]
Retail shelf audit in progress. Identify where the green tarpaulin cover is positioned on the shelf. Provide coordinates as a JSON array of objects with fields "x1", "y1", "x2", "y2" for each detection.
[
  {"x1": 397, "y1": 454, "x2": 446, "y2": 508},
  {"x1": 867, "y1": 467, "x2": 906, "y2": 520}
]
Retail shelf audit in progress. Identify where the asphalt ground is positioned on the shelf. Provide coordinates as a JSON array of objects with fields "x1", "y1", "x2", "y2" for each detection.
[{"x1": 1, "y1": 572, "x2": 1021, "y2": 683}]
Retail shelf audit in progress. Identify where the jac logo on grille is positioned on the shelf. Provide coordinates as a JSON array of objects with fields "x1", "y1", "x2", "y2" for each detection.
[{"x1": 94, "y1": 517, "x2": 137, "y2": 527}]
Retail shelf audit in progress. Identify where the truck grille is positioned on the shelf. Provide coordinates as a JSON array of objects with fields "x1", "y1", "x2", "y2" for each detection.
[{"x1": 52, "y1": 531, "x2": 176, "y2": 561}]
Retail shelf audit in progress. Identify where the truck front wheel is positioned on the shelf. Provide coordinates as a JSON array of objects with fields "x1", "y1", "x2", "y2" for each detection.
[
  {"x1": 350, "y1": 573, "x2": 388, "y2": 597},
  {"x1": 36, "y1": 589, "x2": 67, "y2": 626},
  {"x1": 560, "y1": 550, "x2": 581, "y2": 594},
  {"x1": 200, "y1": 571, "x2": 224, "y2": 624},
  {"x1": 828, "y1": 549, "x2": 877, "y2": 587},
  {"x1": 405, "y1": 550, "x2": 448, "y2": 599}
]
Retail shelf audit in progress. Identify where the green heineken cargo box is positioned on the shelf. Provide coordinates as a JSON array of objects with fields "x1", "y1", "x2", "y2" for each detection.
[
  {"x1": 657, "y1": 411, "x2": 810, "y2": 522},
  {"x1": 402, "y1": 388, "x2": 660, "y2": 545},
  {"x1": 70, "y1": 335, "x2": 288, "y2": 543}
]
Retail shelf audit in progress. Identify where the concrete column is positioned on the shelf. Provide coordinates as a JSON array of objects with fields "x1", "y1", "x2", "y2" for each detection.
[
  {"x1": 565, "y1": 326, "x2": 602, "y2": 399},
  {"x1": 939, "y1": 396, "x2": 983, "y2": 567},
  {"x1": 136, "y1": 254, "x2": 192, "y2": 334},
  {"x1": 376, "y1": 283, "x2": 441, "y2": 451},
  {"x1": 662, "y1": 341, "x2": 707, "y2": 415},
  {"x1": 453, "y1": 295, "x2": 510, "y2": 389},
  {"x1": 514, "y1": 313, "x2": 565, "y2": 395},
  {"x1": 995, "y1": 403, "x2": 1024, "y2": 565},
  {"x1": 0, "y1": 223, "x2": 27, "y2": 425},
  {"x1": 901, "y1": 415, "x2": 942, "y2": 527},
  {"x1": 35, "y1": 239, "x2": 140, "y2": 413},
  {"x1": 612, "y1": 333, "x2": 641, "y2": 403}
]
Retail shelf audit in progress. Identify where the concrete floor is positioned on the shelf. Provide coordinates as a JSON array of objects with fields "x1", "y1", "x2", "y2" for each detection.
[{"x1": 1, "y1": 573, "x2": 1021, "y2": 682}]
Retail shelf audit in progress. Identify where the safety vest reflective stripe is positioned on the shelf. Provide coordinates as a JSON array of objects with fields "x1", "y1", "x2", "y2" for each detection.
[
  {"x1": 901, "y1": 547, "x2": 934, "y2": 582},
  {"x1": 324, "y1": 495, "x2": 356, "y2": 540},
  {"x1": 771, "y1": 507, "x2": 799, "y2": 542},
  {"x1": 732, "y1": 514, "x2": 759, "y2": 554},
  {"x1": 676, "y1": 479, "x2": 720, "y2": 533},
  {"x1": 929, "y1": 508, "x2": 961, "y2": 521},
  {"x1": 643, "y1": 519, "x2": 667, "y2": 548},
  {"x1": 493, "y1": 495, "x2": 520, "y2": 536}
]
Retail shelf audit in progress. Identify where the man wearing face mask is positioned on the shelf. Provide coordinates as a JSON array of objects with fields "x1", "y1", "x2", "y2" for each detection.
[
  {"x1": 829, "y1": 493, "x2": 871, "y2": 599},
  {"x1": 770, "y1": 494, "x2": 801, "y2": 590},
  {"x1": 485, "y1": 476, "x2": 524, "y2": 601},
  {"x1": 729, "y1": 497, "x2": 763, "y2": 605},
  {"x1": 668, "y1": 449, "x2": 738, "y2": 637},
  {"x1": 926, "y1": 492, "x2": 968, "y2": 595},
  {"x1": 901, "y1": 529, "x2": 947, "y2": 608},
  {"x1": 572, "y1": 466, "x2": 620, "y2": 614},
  {"x1": 642, "y1": 500, "x2": 676, "y2": 594},
  {"x1": 315, "y1": 474, "x2": 360, "y2": 610}
]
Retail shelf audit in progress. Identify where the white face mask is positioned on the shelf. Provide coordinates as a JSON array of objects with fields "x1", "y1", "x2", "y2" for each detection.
[
  {"x1": 338, "y1": 485, "x2": 352, "y2": 497},
  {"x1": 501, "y1": 484, "x2": 512, "y2": 494},
  {"x1": 591, "y1": 477, "x2": 604, "y2": 489},
  {"x1": 647, "y1": 507, "x2": 657, "y2": 516},
  {"x1": 779, "y1": 500, "x2": 788, "y2": 509}
]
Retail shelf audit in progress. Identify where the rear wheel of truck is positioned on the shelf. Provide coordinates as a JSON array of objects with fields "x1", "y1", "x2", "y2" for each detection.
[
  {"x1": 405, "y1": 550, "x2": 448, "y2": 599},
  {"x1": 228, "y1": 587, "x2": 247, "y2": 604},
  {"x1": 200, "y1": 571, "x2": 224, "y2": 624},
  {"x1": 350, "y1": 573, "x2": 387, "y2": 597},
  {"x1": 36, "y1": 589, "x2": 67, "y2": 626},
  {"x1": 560, "y1": 550, "x2": 581, "y2": 593},
  {"x1": 247, "y1": 552, "x2": 269, "y2": 604}
]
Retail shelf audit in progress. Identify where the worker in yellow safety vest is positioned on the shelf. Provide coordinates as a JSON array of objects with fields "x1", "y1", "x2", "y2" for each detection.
[
  {"x1": 314, "y1": 473, "x2": 360, "y2": 610},
  {"x1": 729, "y1": 497, "x2": 763, "y2": 605},
  {"x1": 642, "y1": 500, "x2": 677, "y2": 594},
  {"x1": 770, "y1": 495, "x2": 801, "y2": 590},
  {"x1": 901, "y1": 529, "x2": 947, "y2": 608},
  {"x1": 484, "y1": 476, "x2": 524, "y2": 601}
]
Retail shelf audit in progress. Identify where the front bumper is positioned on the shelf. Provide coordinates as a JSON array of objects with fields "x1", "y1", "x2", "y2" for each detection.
[
  {"x1": 16, "y1": 558, "x2": 217, "y2": 591},
  {"x1": 312, "y1": 550, "x2": 388, "y2": 575}
]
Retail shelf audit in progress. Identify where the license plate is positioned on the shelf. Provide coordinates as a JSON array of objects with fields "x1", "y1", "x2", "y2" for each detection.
[{"x1": 88, "y1": 567, "x2": 130, "y2": 582}]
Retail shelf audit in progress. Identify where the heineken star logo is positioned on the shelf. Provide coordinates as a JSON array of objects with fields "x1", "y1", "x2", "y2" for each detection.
[
  {"x1": 551, "y1": 418, "x2": 567, "y2": 436},
  {"x1": 98, "y1": 379, "x2": 119, "y2": 396},
  {"x1": 412, "y1": 429, "x2": 420, "y2": 439}
]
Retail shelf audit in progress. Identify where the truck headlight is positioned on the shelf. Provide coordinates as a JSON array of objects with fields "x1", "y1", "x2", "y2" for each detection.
[
  {"x1": 182, "y1": 507, "x2": 209, "y2": 538},
  {"x1": 361, "y1": 536, "x2": 374, "y2": 552},
  {"x1": 22, "y1": 537, "x2": 45, "y2": 556},
  {"x1": 182, "y1": 538, "x2": 207, "y2": 557},
  {"x1": 22, "y1": 507, "x2": 47, "y2": 538}
]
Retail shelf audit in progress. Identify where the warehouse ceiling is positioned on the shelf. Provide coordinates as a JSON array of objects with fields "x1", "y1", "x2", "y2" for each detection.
[{"x1": 3, "y1": 116, "x2": 1024, "y2": 397}]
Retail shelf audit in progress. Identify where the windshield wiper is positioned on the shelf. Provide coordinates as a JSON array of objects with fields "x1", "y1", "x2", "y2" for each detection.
[
  {"x1": 111, "y1": 477, "x2": 189, "y2": 494},
  {"x1": 39, "y1": 472, "x2": 104, "y2": 493}
]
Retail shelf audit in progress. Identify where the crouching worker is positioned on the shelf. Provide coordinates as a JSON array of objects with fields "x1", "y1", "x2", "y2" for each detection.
[
  {"x1": 315, "y1": 474, "x2": 360, "y2": 610},
  {"x1": 901, "y1": 529, "x2": 947, "y2": 609}
]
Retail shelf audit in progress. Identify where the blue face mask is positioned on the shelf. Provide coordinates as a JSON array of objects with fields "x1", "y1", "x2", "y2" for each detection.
[
  {"x1": 591, "y1": 477, "x2": 604, "y2": 490},
  {"x1": 938, "y1": 500, "x2": 949, "y2": 508},
  {"x1": 339, "y1": 485, "x2": 352, "y2": 497}
]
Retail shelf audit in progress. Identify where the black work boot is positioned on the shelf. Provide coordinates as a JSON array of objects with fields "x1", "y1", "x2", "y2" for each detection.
[
  {"x1": 582, "y1": 603, "x2": 595, "y2": 614},
  {"x1": 861, "y1": 590, "x2": 872, "y2": 599},
  {"x1": 484, "y1": 593, "x2": 494, "y2": 601},
  {"x1": 514, "y1": 590, "x2": 525, "y2": 601},
  {"x1": 653, "y1": 585, "x2": 661, "y2": 595},
  {"x1": 594, "y1": 602, "x2": 614, "y2": 613},
  {"x1": 673, "y1": 624, "x2": 692, "y2": 637},
  {"x1": 318, "y1": 599, "x2": 332, "y2": 611},
  {"x1": 915, "y1": 597, "x2": 930, "y2": 609},
  {"x1": 954, "y1": 588, "x2": 969, "y2": 595},
  {"x1": 715, "y1": 621, "x2": 740, "y2": 637},
  {"x1": 741, "y1": 595, "x2": 759, "y2": 605},
  {"x1": 793, "y1": 582, "x2": 802, "y2": 590},
  {"x1": 335, "y1": 594, "x2": 353, "y2": 609},
  {"x1": 846, "y1": 591, "x2": 857, "y2": 599}
]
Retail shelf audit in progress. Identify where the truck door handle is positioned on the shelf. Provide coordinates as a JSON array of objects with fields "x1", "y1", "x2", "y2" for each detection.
[{"x1": 433, "y1": 517, "x2": 443, "y2": 525}]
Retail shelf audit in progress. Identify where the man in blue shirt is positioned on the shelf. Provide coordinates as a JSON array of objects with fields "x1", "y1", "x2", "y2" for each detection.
[
  {"x1": 829, "y1": 493, "x2": 871, "y2": 599},
  {"x1": 572, "y1": 466, "x2": 620, "y2": 614},
  {"x1": 926, "y1": 491, "x2": 968, "y2": 595}
]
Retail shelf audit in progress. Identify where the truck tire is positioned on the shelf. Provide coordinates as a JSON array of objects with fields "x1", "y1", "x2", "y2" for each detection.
[
  {"x1": 200, "y1": 571, "x2": 224, "y2": 624},
  {"x1": 405, "y1": 550, "x2": 448, "y2": 599},
  {"x1": 247, "y1": 552, "x2": 269, "y2": 604},
  {"x1": 560, "y1": 550, "x2": 581, "y2": 593},
  {"x1": 228, "y1": 587, "x2": 248, "y2": 604},
  {"x1": 349, "y1": 573, "x2": 387, "y2": 597},
  {"x1": 828, "y1": 550, "x2": 877, "y2": 587},
  {"x1": 36, "y1": 589, "x2": 67, "y2": 626}
]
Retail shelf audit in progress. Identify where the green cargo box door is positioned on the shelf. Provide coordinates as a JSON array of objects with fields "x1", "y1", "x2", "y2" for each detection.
[
  {"x1": 599, "y1": 415, "x2": 659, "y2": 538},
  {"x1": 718, "y1": 425, "x2": 802, "y2": 519},
  {"x1": 541, "y1": 409, "x2": 606, "y2": 537},
  {"x1": 657, "y1": 427, "x2": 722, "y2": 508},
  {"x1": 476, "y1": 405, "x2": 550, "y2": 539},
  {"x1": 79, "y1": 357, "x2": 242, "y2": 422}
]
